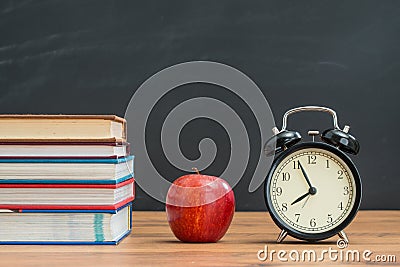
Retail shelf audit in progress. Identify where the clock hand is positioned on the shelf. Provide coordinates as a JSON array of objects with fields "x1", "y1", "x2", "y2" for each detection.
[
  {"x1": 301, "y1": 195, "x2": 311, "y2": 208},
  {"x1": 291, "y1": 186, "x2": 317, "y2": 206},
  {"x1": 298, "y1": 162, "x2": 314, "y2": 189},
  {"x1": 291, "y1": 162, "x2": 318, "y2": 206},
  {"x1": 291, "y1": 191, "x2": 310, "y2": 206}
]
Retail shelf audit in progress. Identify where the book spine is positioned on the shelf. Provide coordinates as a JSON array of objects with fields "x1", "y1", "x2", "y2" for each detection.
[{"x1": 0, "y1": 178, "x2": 134, "y2": 188}]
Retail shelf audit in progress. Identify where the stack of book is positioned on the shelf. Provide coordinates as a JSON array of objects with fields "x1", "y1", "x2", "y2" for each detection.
[{"x1": 0, "y1": 115, "x2": 134, "y2": 244}]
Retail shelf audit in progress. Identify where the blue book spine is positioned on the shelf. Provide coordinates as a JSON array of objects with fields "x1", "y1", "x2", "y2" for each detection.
[{"x1": 0, "y1": 155, "x2": 134, "y2": 164}]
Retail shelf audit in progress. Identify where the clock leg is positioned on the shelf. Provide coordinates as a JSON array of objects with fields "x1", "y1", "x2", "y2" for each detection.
[
  {"x1": 338, "y1": 230, "x2": 349, "y2": 243},
  {"x1": 276, "y1": 229, "x2": 288, "y2": 243}
]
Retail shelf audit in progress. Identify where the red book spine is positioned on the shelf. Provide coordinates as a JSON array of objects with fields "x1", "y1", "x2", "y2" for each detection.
[
  {"x1": 0, "y1": 196, "x2": 135, "y2": 210},
  {"x1": 0, "y1": 178, "x2": 134, "y2": 189}
]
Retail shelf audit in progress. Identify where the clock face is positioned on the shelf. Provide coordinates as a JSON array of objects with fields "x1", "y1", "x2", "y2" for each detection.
[{"x1": 266, "y1": 143, "x2": 361, "y2": 239}]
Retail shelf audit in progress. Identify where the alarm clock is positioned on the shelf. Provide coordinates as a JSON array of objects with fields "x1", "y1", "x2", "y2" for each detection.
[{"x1": 264, "y1": 106, "x2": 361, "y2": 243}]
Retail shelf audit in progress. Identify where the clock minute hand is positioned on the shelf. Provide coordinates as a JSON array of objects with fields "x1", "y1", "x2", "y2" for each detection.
[
  {"x1": 299, "y1": 162, "x2": 314, "y2": 189},
  {"x1": 291, "y1": 162, "x2": 317, "y2": 206}
]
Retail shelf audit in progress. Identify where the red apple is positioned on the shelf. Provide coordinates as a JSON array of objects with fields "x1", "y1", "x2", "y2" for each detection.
[{"x1": 166, "y1": 169, "x2": 235, "y2": 242}]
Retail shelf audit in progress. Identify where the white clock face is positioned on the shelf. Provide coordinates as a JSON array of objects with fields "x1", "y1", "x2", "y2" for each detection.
[{"x1": 269, "y1": 147, "x2": 357, "y2": 234}]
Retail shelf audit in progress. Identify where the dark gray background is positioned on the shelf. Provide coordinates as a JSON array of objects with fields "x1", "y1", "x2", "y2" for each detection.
[{"x1": 0, "y1": 0, "x2": 399, "y2": 210}]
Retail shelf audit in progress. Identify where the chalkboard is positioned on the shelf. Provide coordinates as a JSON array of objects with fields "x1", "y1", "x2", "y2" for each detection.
[{"x1": 0, "y1": 0, "x2": 399, "y2": 210}]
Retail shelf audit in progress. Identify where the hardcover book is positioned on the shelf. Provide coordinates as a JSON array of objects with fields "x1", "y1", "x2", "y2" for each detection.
[
  {"x1": 0, "y1": 156, "x2": 134, "y2": 184},
  {"x1": 0, "y1": 203, "x2": 132, "y2": 245},
  {"x1": 0, "y1": 114, "x2": 134, "y2": 245},
  {"x1": 0, "y1": 178, "x2": 135, "y2": 209},
  {"x1": 0, "y1": 115, "x2": 126, "y2": 143},
  {"x1": 0, "y1": 142, "x2": 130, "y2": 159}
]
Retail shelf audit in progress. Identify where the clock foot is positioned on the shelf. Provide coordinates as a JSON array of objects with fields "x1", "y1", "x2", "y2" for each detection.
[
  {"x1": 276, "y1": 230, "x2": 288, "y2": 243},
  {"x1": 338, "y1": 230, "x2": 349, "y2": 243}
]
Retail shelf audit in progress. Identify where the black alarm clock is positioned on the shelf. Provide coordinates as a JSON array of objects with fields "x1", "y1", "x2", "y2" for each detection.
[{"x1": 264, "y1": 106, "x2": 361, "y2": 243}]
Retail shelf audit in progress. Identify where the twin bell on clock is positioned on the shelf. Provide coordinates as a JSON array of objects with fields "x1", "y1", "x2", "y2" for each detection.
[{"x1": 263, "y1": 106, "x2": 362, "y2": 244}]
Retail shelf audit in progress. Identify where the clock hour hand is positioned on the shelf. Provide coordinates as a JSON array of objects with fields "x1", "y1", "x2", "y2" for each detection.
[
  {"x1": 291, "y1": 186, "x2": 317, "y2": 206},
  {"x1": 291, "y1": 191, "x2": 310, "y2": 206},
  {"x1": 291, "y1": 162, "x2": 317, "y2": 206}
]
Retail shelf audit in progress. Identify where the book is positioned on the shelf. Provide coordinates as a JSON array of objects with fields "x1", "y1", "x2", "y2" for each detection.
[
  {"x1": 0, "y1": 115, "x2": 126, "y2": 143},
  {"x1": 0, "y1": 114, "x2": 135, "y2": 245},
  {"x1": 0, "y1": 142, "x2": 130, "y2": 159},
  {"x1": 0, "y1": 178, "x2": 135, "y2": 209},
  {"x1": 0, "y1": 203, "x2": 132, "y2": 244},
  {"x1": 0, "y1": 156, "x2": 134, "y2": 184}
]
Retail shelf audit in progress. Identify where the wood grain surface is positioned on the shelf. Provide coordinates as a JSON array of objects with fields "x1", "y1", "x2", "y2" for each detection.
[{"x1": 1, "y1": 211, "x2": 398, "y2": 266}]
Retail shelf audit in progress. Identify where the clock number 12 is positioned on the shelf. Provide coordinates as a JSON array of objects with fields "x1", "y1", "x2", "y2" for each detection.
[{"x1": 308, "y1": 155, "x2": 316, "y2": 164}]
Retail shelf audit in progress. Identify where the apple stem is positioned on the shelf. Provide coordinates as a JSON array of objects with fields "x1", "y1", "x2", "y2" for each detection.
[{"x1": 192, "y1": 167, "x2": 200, "y2": 175}]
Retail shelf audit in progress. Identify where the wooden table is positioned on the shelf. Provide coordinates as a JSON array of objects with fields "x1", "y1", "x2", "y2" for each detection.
[{"x1": 1, "y1": 211, "x2": 399, "y2": 266}]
